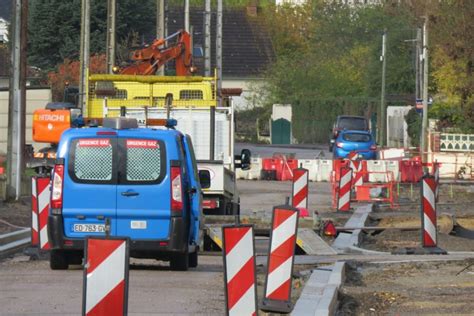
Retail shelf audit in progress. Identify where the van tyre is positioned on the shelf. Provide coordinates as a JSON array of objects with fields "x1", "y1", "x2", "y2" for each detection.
[
  {"x1": 189, "y1": 250, "x2": 198, "y2": 268},
  {"x1": 50, "y1": 250, "x2": 69, "y2": 270},
  {"x1": 170, "y1": 252, "x2": 189, "y2": 271}
]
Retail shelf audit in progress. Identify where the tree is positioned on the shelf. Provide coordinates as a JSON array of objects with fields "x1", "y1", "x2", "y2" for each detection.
[{"x1": 48, "y1": 54, "x2": 106, "y2": 102}]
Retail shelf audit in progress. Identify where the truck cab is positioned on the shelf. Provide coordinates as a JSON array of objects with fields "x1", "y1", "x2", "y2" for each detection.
[{"x1": 48, "y1": 118, "x2": 202, "y2": 271}]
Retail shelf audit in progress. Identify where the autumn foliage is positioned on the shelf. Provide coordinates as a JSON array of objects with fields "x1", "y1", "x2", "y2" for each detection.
[{"x1": 48, "y1": 54, "x2": 107, "y2": 102}]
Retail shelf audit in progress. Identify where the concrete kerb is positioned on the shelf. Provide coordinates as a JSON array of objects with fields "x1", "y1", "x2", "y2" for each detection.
[
  {"x1": 292, "y1": 261, "x2": 346, "y2": 316},
  {"x1": 332, "y1": 204, "x2": 373, "y2": 253}
]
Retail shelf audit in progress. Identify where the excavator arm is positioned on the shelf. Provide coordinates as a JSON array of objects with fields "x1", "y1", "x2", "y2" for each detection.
[{"x1": 119, "y1": 30, "x2": 194, "y2": 76}]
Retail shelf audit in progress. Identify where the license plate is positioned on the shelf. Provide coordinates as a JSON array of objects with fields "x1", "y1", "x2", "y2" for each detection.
[{"x1": 73, "y1": 224, "x2": 106, "y2": 233}]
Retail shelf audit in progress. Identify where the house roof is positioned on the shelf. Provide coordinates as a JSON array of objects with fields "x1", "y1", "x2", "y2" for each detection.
[{"x1": 167, "y1": 7, "x2": 274, "y2": 78}]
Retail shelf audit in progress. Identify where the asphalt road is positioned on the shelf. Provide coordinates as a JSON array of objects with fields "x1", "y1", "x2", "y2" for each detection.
[{"x1": 0, "y1": 179, "x2": 334, "y2": 315}]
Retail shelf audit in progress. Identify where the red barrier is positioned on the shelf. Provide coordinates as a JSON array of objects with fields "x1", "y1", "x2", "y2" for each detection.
[
  {"x1": 333, "y1": 159, "x2": 350, "y2": 182},
  {"x1": 83, "y1": 237, "x2": 130, "y2": 316},
  {"x1": 292, "y1": 168, "x2": 309, "y2": 213},
  {"x1": 262, "y1": 158, "x2": 282, "y2": 180},
  {"x1": 261, "y1": 206, "x2": 299, "y2": 313},
  {"x1": 31, "y1": 177, "x2": 39, "y2": 247},
  {"x1": 222, "y1": 225, "x2": 258, "y2": 316},
  {"x1": 280, "y1": 158, "x2": 298, "y2": 181},
  {"x1": 400, "y1": 159, "x2": 424, "y2": 183}
]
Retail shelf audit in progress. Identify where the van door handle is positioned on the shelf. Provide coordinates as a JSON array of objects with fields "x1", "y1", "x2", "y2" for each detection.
[{"x1": 121, "y1": 191, "x2": 139, "y2": 197}]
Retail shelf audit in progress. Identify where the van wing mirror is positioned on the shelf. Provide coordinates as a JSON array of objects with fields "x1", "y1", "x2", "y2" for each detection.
[
  {"x1": 235, "y1": 149, "x2": 251, "y2": 170},
  {"x1": 198, "y1": 170, "x2": 211, "y2": 189}
]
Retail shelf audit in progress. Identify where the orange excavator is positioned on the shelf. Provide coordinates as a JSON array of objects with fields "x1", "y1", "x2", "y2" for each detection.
[
  {"x1": 118, "y1": 29, "x2": 195, "y2": 76},
  {"x1": 29, "y1": 30, "x2": 195, "y2": 171}
]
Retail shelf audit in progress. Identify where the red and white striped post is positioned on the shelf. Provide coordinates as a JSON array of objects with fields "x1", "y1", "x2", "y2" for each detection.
[
  {"x1": 291, "y1": 168, "x2": 309, "y2": 212},
  {"x1": 420, "y1": 174, "x2": 446, "y2": 254},
  {"x1": 37, "y1": 177, "x2": 51, "y2": 251},
  {"x1": 261, "y1": 206, "x2": 299, "y2": 313},
  {"x1": 82, "y1": 237, "x2": 130, "y2": 316},
  {"x1": 222, "y1": 225, "x2": 258, "y2": 316},
  {"x1": 31, "y1": 177, "x2": 39, "y2": 247},
  {"x1": 337, "y1": 167, "x2": 353, "y2": 212},
  {"x1": 348, "y1": 151, "x2": 363, "y2": 189}
]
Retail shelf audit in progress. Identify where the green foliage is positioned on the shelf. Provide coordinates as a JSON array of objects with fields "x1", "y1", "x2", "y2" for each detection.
[
  {"x1": 28, "y1": 0, "x2": 156, "y2": 71},
  {"x1": 405, "y1": 108, "x2": 421, "y2": 147}
]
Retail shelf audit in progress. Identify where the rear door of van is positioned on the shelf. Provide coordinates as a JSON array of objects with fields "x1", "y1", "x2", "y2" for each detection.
[
  {"x1": 115, "y1": 135, "x2": 170, "y2": 239},
  {"x1": 63, "y1": 136, "x2": 117, "y2": 237}
]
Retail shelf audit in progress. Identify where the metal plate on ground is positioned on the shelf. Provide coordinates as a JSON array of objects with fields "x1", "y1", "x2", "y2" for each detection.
[{"x1": 297, "y1": 228, "x2": 337, "y2": 255}]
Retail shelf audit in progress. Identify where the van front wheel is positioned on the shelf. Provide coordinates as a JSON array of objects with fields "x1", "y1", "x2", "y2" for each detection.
[{"x1": 170, "y1": 251, "x2": 189, "y2": 271}]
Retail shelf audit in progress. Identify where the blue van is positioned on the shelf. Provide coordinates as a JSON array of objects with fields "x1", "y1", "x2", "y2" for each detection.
[{"x1": 47, "y1": 118, "x2": 202, "y2": 271}]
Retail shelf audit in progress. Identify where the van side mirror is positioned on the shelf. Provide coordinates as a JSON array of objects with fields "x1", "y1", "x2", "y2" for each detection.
[
  {"x1": 235, "y1": 149, "x2": 251, "y2": 170},
  {"x1": 198, "y1": 170, "x2": 211, "y2": 189}
]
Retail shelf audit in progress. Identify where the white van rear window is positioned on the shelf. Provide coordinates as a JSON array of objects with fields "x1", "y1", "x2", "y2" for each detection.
[
  {"x1": 73, "y1": 139, "x2": 113, "y2": 181},
  {"x1": 126, "y1": 139, "x2": 162, "y2": 182}
]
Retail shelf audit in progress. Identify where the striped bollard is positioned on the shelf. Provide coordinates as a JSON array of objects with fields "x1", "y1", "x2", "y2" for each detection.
[
  {"x1": 31, "y1": 177, "x2": 39, "y2": 247},
  {"x1": 291, "y1": 168, "x2": 309, "y2": 212},
  {"x1": 261, "y1": 206, "x2": 299, "y2": 313},
  {"x1": 337, "y1": 167, "x2": 353, "y2": 212},
  {"x1": 37, "y1": 177, "x2": 51, "y2": 251},
  {"x1": 350, "y1": 160, "x2": 363, "y2": 189},
  {"x1": 83, "y1": 237, "x2": 130, "y2": 316},
  {"x1": 421, "y1": 174, "x2": 446, "y2": 254},
  {"x1": 222, "y1": 225, "x2": 258, "y2": 316}
]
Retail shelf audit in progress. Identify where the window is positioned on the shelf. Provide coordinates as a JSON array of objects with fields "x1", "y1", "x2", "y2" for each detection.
[
  {"x1": 71, "y1": 138, "x2": 114, "y2": 182},
  {"x1": 338, "y1": 117, "x2": 367, "y2": 130},
  {"x1": 179, "y1": 90, "x2": 203, "y2": 100},
  {"x1": 124, "y1": 139, "x2": 164, "y2": 183},
  {"x1": 343, "y1": 133, "x2": 371, "y2": 142}
]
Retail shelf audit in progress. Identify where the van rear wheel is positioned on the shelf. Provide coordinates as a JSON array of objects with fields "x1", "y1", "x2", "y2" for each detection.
[
  {"x1": 50, "y1": 250, "x2": 69, "y2": 270},
  {"x1": 170, "y1": 252, "x2": 189, "y2": 271}
]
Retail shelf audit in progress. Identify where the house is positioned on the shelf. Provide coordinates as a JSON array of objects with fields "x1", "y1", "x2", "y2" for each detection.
[{"x1": 167, "y1": 5, "x2": 275, "y2": 110}]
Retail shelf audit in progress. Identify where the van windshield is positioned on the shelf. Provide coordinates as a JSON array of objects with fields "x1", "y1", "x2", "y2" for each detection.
[{"x1": 338, "y1": 117, "x2": 367, "y2": 130}]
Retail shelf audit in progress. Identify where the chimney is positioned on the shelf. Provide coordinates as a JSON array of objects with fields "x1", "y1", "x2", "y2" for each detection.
[{"x1": 247, "y1": 0, "x2": 258, "y2": 17}]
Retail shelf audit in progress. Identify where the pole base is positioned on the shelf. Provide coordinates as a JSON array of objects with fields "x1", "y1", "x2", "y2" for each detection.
[
  {"x1": 392, "y1": 246, "x2": 447, "y2": 255},
  {"x1": 260, "y1": 298, "x2": 293, "y2": 314}
]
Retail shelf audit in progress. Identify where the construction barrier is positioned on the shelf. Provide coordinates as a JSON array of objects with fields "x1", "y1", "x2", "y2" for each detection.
[
  {"x1": 247, "y1": 157, "x2": 263, "y2": 180},
  {"x1": 292, "y1": 168, "x2": 309, "y2": 212},
  {"x1": 421, "y1": 175, "x2": 438, "y2": 248},
  {"x1": 353, "y1": 171, "x2": 398, "y2": 208},
  {"x1": 279, "y1": 157, "x2": 298, "y2": 181},
  {"x1": 261, "y1": 206, "x2": 299, "y2": 314},
  {"x1": 317, "y1": 159, "x2": 333, "y2": 182},
  {"x1": 349, "y1": 160, "x2": 364, "y2": 189},
  {"x1": 235, "y1": 166, "x2": 249, "y2": 180},
  {"x1": 337, "y1": 167, "x2": 352, "y2": 212},
  {"x1": 31, "y1": 177, "x2": 39, "y2": 247},
  {"x1": 37, "y1": 177, "x2": 51, "y2": 251},
  {"x1": 366, "y1": 160, "x2": 387, "y2": 182},
  {"x1": 333, "y1": 159, "x2": 350, "y2": 182},
  {"x1": 298, "y1": 159, "x2": 318, "y2": 182},
  {"x1": 377, "y1": 148, "x2": 406, "y2": 160},
  {"x1": 385, "y1": 160, "x2": 400, "y2": 182},
  {"x1": 82, "y1": 237, "x2": 130, "y2": 316},
  {"x1": 261, "y1": 158, "x2": 282, "y2": 180},
  {"x1": 222, "y1": 225, "x2": 258, "y2": 316}
]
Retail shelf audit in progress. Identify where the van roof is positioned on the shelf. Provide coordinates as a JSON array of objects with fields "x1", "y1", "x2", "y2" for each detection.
[{"x1": 61, "y1": 126, "x2": 184, "y2": 140}]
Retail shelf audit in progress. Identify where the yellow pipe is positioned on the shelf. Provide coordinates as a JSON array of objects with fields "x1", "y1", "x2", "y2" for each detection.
[{"x1": 88, "y1": 74, "x2": 214, "y2": 83}]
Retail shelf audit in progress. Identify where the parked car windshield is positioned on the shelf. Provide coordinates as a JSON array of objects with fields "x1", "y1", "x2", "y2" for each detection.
[
  {"x1": 342, "y1": 133, "x2": 371, "y2": 142},
  {"x1": 338, "y1": 117, "x2": 367, "y2": 130}
]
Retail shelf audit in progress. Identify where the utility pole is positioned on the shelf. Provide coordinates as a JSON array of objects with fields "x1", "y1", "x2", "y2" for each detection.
[
  {"x1": 415, "y1": 27, "x2": 422, "y2": 100},
  {"x1": 216, "y1": 0, "x2": 223, "y2": 105},
  {"x1": 106, "y1": 0, "x2": 116, "y2": 74},
  {"x1": 184, "y1": 0, "x2": 189, "y2": 33},
  {"x1": 204, "y1": 0, "x2": 211, "y2": 77},
  {"x1": 379, "y1": 31, "x2": 387, "y2": 147},
  {"x1": 156, "y1": 0, "x2": 165, "y2": 75},
  {"x1": 79, "y1": 0, "x2": 90, "y2": 115},
  {"x1": 420, "y1": 18, "x2": 429, "y2": 168},
  {"x1": 6, "y1": 0, "x2": 28, "y2": 200}
]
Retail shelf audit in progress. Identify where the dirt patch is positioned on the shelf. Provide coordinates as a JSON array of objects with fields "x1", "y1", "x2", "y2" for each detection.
[
  {"x1": 0, "y1": 199, "x2": 31, "y2": 234},
  {"x1": 338, "y1": 260, "x2": 474, "y2": 315}
]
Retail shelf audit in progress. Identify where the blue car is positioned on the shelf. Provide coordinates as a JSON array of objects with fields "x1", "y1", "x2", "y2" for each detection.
[{"x1": 333, "y1": 130, "x2": 377, "y2": 160}]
